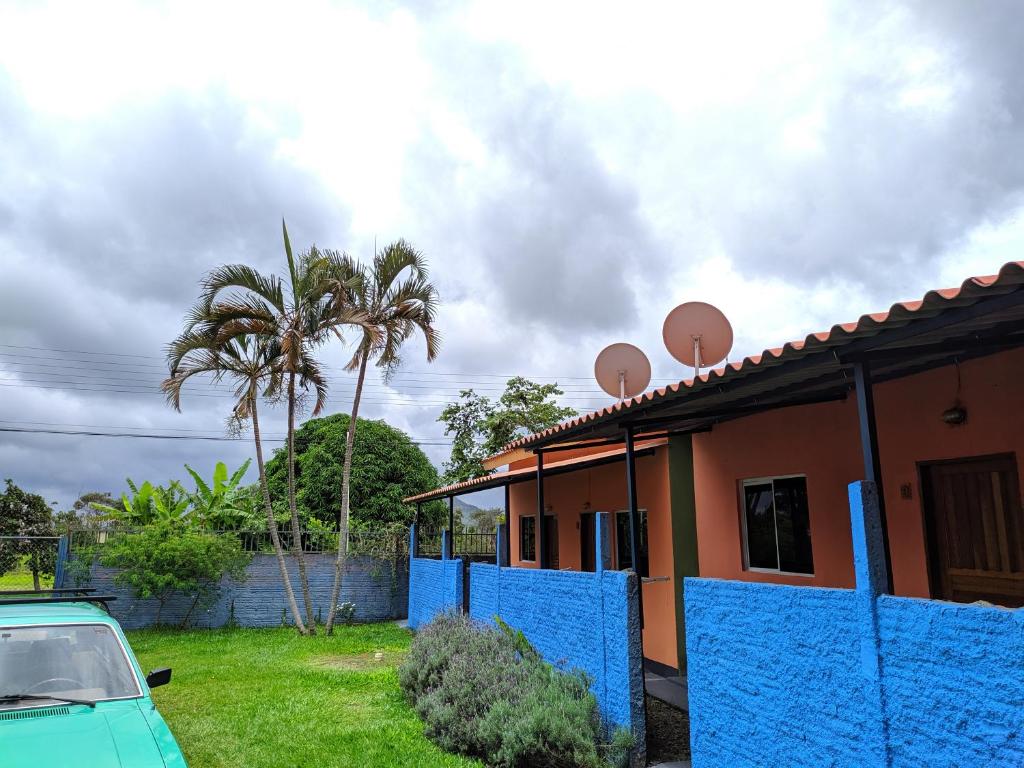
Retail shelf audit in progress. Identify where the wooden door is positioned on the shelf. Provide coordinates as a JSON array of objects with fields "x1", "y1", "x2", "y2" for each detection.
[
  {"x1": 580, "y1": 513, "x2": 595, "y2": 572},
  {"x1": 922, "y1": 454, "x2": 1024, "y2": 607},
  {"x1": 544, "y1": 517, "x2": 559, "y2": 570}
]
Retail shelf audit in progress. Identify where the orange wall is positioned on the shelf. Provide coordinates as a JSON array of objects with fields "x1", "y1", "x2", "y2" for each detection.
[
  {"x1": 507, "y1": 448, "x2": 679, "y2": 668},
  {"x1": 507, "y1": 442, "x2": 632, "y2": 471},
  {"x1": 874, "y1": 347, "x2": 1024, "y2": 596},
  {"x1": 692, "y1": 347, "x2": 1024, "y2": 597}
]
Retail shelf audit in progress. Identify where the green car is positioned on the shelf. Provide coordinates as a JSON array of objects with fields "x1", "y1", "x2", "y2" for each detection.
[{"x1": 0, "y1": 592, "x2": 187, "y2": 767}]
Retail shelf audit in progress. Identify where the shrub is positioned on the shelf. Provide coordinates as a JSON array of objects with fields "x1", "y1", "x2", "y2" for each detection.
[
  {"x1": 100, "y1": 522, "x2": 250, "y2": 627},
  {"x1": 399, "y1": 613, "x2": 622, "y2": 768}
]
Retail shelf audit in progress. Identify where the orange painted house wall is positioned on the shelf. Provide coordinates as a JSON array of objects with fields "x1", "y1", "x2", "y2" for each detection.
[
  {"x1": 507, "y1": 448, "x2": 679, "y2": 668},
  {"x1": 692, "y1": 347, "x2": 1024, "y2": 597}
]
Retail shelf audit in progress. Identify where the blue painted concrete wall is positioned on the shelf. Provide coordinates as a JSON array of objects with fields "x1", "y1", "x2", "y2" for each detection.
[
  {"x1": 82, "y1": 553, "x2": 408, "y2": 629},
  {"x1": 877, "y1": 595, "x2": 1024, "y2": 765},
  {"x1": 685, "y1": 579, "x2": 873, "y2": 766},
  {"x1": 685, "y1": 481, "x2": 1024, "y2": 767},
  {"x1": 468, "y1": 561, "x2": 645, "y2": 741},
  {"x1": 407, "y1": 555, "x2": 463, "y2": 630}
]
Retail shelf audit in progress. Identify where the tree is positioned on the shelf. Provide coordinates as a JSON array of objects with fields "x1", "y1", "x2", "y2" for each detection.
[
  {"x1": 171, "y1": 221, "x2": 369, "y2": 634},
  {"x1": 467, "y1": 507, "x2": 503, "y2": 533},
  {"x1": 163, "y1": 331, "x2": 309, "y2": 635},
  {"x1": 90, "y1": 478, "x2": 190, "y2": 525},
  {"x1": 265, "y1": 414, "x2": 447, "y2": 530},
  {"x1": 54, "y1": 492, "x2": 116, "y2": 533},
  {"x1": 100, "y1": 523, "x2": 250, "y2": 627},
  {"x1": 438, "y1": 377, "x2": 577, "y2": 483},
  {"x1": 0, "y1": 480, "x2": 56, "y2": 590},
  {"x1": 324, "y1": 240, "x2": 440, "y2": 634},
  {"x1": 183, "y1": 460, "x2": 257, "y2": 530}
]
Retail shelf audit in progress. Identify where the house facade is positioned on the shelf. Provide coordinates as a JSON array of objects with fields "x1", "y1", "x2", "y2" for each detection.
[
  {"x1": 691, "y1": 343, "x2": 1024, "y2": 604},
  {"x1": 407, "y1": 262, "x2": 1024, "y2": 764}
]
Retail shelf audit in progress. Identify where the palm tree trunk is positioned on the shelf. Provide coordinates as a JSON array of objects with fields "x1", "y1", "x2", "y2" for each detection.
[
  {"x1": 325, "y1": 348, "x2": 368, "y2": 634},
  {"x1": 287, "y1": 371, "x2": 317, "y2": 633},
  {"x1": 251, "y1": 393, "x2": 307, "y2": 635}
]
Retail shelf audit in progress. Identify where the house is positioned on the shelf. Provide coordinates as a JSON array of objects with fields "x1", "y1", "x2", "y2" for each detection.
[{"x1": 408, "y1": 262, "x2": 1024, "y2": 764}]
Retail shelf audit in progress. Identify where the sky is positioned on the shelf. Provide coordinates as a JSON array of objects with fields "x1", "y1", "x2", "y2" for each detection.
[{"x1": 2, "y1": 0, "x2": 1024, "y2": 511}]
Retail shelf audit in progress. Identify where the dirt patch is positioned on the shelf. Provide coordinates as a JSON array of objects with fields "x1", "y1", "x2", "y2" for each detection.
[
  {"x1": 645, "y1": 695, "x2": 690, "y2": 765},
  {"x1": 311, "y1": 650, "x2": 407, "y2": 671}
]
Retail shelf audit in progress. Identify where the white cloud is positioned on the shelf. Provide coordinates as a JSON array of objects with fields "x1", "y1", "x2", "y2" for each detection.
[{"x1": 1, "y1": 0, "x2": 1023, "y2": 507}]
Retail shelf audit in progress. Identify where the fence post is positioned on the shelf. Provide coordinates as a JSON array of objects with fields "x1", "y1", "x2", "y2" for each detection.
[
  {"x1": 441, "y1": 529, "x2": 452, "y2": 561},
  {"x1": 594, "y1": 512, "x2": 612, "y2": 574},
  {"x1": 54, "y1": 534, "x2": 69, "y2": 589},
  {"x1": 496, "y1": 523, "x2": 509, "y2": 568},
  {"x1": 849, "y1": 480, "x2": 892, "y2": 767}
]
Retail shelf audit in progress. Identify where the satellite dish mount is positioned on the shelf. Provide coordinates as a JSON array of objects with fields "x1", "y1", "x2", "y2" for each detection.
[
  {"x1": 594, "y1": 343, "x2": 652, "y2": 404},
  {"x1": 663, "y1": 301, "x2": 734, "y2": 377}
]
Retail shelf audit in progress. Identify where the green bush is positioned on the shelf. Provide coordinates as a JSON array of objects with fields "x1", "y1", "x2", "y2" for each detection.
[
  {"x1": 99, "y1": 523, "x2": 250, "y2": 627},
  {"x1": 399, "y1": 613, "x2": 630, "y2": 768}
]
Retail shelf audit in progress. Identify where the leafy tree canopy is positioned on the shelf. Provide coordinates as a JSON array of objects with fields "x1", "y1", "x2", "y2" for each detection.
[
  {"x1": 438, "y1": 377, "x2": 577, "y2": 483},
  {"x1": 0, "y1": 479, "x2": 56, "y2": 583},
  {"x1": 265, "y1": 414, "x2": 446, "y2": 529}
]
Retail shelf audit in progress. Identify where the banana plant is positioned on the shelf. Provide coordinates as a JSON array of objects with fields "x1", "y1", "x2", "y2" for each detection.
[
  {"x1": 90, "y1": 478, "x2": 191, "y2": 526},
  {"x1": 183, "y1": 460, "x2": 253, "y2": 530}
]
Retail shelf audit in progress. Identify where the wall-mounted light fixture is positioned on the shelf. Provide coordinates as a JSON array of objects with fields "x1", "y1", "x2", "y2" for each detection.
[{"x1": 942, "y1": 405, "x2": 967, "y2": 425}]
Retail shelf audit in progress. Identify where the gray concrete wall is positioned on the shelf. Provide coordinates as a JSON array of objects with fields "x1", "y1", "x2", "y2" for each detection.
[{"x1": 81, "y1": 552, "x2": 408, "y2": 629}]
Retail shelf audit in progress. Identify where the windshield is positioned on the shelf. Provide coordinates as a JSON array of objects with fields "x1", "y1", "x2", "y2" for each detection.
[{"x1": 0, "y1": 624, "x2": 141, "y2": 707}]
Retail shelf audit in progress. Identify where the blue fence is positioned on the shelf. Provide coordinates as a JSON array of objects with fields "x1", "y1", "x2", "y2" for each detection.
[
  {"x1": 406, "y1": 519, "x2": 646, "y2": 750},
  {"x1": 685, "y1": 482, "x2": 1024, "y2": 767},
  {"x1": 407, "y1": 530, "x2": 464, "y2": 629}
]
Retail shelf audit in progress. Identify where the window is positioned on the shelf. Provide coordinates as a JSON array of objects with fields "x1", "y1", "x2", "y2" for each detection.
[
  {"x1": 520, "y1": 515, "x2": 536, "y2": 562},
  {"x1": 742, "y1": 475, "x2": 814, "y2": 575},
  {"x1": 0, "y1": 623, "x2": 142, "y2": 708},
  {"x1": 614, "y1": 510, "x2": 649, "y2": 577}
]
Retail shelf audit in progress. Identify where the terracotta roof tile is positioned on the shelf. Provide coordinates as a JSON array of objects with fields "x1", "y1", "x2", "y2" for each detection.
[
  {"x1": 402, "y1": 438, "x2": 669, "y2": 504},
  {"x1": 499, "y1": 261, "x2": 1024, "y2": 453}
]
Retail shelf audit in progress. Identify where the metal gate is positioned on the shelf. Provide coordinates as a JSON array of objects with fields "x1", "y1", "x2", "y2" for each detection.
[
  {"x1": 453, "y1": 532, "x2": 498, "y2": 613},
  {"x1": 0, "y1": 535, "x2": 68, "y2": 591}
]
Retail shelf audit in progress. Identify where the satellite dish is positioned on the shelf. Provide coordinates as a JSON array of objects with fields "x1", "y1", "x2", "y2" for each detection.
[
  {"x1": 663, "y1": 301, "x2": 733, "y2": 375},
  {"x1": 594, "y1": 343, "x2": 652, "y2": 403}
]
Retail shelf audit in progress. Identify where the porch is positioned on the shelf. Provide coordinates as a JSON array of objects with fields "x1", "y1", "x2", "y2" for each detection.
[
  {"x1": 406, "y1": 436, "x2": 694, "y2": 680},
  {"x1": 504, "y1": 263, "x2": 1024, "y2": 765}
]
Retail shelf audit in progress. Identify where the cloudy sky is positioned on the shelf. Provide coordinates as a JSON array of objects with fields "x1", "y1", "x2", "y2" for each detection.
[{"x1": 2, "y1": 0, "x2": 1024, "y2": 510}]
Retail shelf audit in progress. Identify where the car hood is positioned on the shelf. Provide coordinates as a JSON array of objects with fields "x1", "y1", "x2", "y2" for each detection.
[{"x1": 0, "y1": 701, "x2": 167, "y2": 768}]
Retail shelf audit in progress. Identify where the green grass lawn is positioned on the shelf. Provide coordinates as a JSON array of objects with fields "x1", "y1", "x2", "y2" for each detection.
[
  {"x1": 128, "y1": 624, "x2": 479, "y2": 768},
  {"x1": 0, "y1": 565, "x2": 53, "y2": 589}
]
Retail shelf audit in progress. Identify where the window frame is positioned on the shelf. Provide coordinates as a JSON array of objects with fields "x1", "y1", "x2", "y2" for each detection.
[
  {"x1": 0, "y1": 621, "x2": 144, "y2": 709},
  {"x1": 739, "y1": 474, "x2": 815, "y2": 577},
  {"x1": 519, "y1": 515, "x2": 536, "y2": 563},
  {"x1": 613, "y1": 508, "x2": 649, "y2": 577}
]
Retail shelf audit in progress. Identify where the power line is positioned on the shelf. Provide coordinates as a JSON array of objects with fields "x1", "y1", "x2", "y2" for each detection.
[
  {"x1": 0, "y1": 343, "x2": 684, "y2": 383},
  {"x1": 0, "y1": 381, "x2": 465, "y2": 407},
  {"x1": 0, "y1": 425, "x2": 453, "y2": 446},
  {"x1": 0, "y1": 363, "x2": 614, "y2": 396},
  {"x1": 0, "y1": 355, "x2": 624, "y2": 393},
  {"x1": 0, "y1": 373, "x2": 613, "y2": 406},
  {"x1": 0, "y1": 418, "x2": 453, "y2": 444}
]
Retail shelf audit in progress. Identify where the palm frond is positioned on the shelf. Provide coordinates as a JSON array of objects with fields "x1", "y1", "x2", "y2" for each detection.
[{"x1": 200, "y1": 264, "x2": 285, "y2": 314}]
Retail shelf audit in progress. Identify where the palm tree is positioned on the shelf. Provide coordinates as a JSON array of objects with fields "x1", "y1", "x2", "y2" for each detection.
[
  {"x1": 324, "y1": 240, "x2": 440, "y2": 634},
  {"x1": 185, "y1": 221, "x2": 368, "y2": 633},
  {"x1": 162, "y1": 331, "x2": 310, "y2": 636}
]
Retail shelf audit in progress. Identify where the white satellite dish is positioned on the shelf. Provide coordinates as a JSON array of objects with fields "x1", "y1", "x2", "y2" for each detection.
[
  {"x1": 594, "y1": 343, "x2": 652, "y2": 403},
  {"x1": 663, "y1": 301, "x2": 733, "y2": 376}
]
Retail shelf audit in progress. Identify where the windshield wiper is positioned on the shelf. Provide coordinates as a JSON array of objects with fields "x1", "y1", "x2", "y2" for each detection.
[{"x1": 0, "y1": 692, "x2": 96, "y2": 708}]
